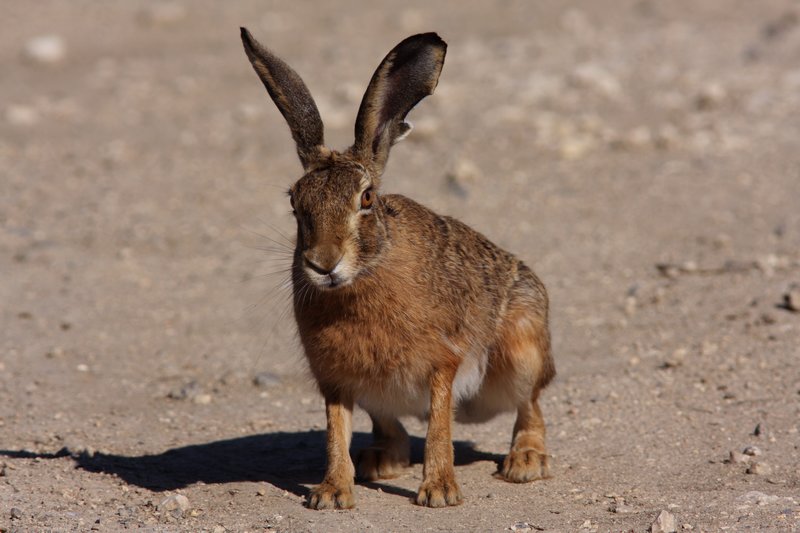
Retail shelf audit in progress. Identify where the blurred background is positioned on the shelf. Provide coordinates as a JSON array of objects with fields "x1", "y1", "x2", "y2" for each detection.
[{"x1": 2, "y1": 1, "x2": 799, "y2": 531}]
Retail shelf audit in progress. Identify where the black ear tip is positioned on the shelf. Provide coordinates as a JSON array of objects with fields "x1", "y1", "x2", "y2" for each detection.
[
  {"x1": 411, "y1": 32, "x2": 447, "y2": 49},
  {"x1": 240, "y1": 27, "x2": 253, "y2": 45}
]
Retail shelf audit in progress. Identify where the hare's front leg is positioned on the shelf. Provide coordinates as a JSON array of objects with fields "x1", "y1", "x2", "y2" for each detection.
[
  {"x1": 308, "y1": 395, "x2": 355, "y2": 509},
  {"x1": 416, "y1": 368, "x2": 463, "y2": 507},
  {"x1": 357, "y1": 413, "x2": 410, "y2": 480}
]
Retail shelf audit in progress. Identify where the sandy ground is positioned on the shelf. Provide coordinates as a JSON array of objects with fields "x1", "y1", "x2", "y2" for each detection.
[{"x1": 2, "y1": 1, "x2": 800, "y2": 531}]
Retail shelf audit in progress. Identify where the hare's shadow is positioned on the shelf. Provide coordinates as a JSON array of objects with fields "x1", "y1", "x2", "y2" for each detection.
[{"x1": 0, "y1": 431, "x2": 503, "y2": 501}]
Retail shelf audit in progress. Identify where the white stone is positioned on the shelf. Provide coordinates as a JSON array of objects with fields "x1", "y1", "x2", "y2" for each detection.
[
  {"x1": 571, "y1": 63, "x2": 622, "y2": 99},
  {"x1": 23, "y1": 35, "x2": 66, "y2": 64},
  {"x1": 651, "y1": 510, "x2": 677, "y2": 533},
  {"x1": 728, "y1": 450, "x2": 748, "y2": 464},
  {"x1": 742, "y1": 446, "x2": 762, "y2": 456},
  {"x1": 746, "y1": 461, "x2": 772, "y2": 475},
  {"x1": 158, "y1": 493, "x2": 190, "y2": 512},
  {"x1": 5, "y1": 105, "x2": 39, "y2": 126}
]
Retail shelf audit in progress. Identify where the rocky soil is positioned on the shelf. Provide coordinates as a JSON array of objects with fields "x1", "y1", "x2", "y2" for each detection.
[{"x1": 1, "y1": 1, "x2": 799, "y2": 531}]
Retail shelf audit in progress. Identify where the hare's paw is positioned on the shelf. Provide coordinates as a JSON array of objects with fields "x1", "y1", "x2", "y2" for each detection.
[
  {"x1": 357, "y1": 446, "x2": 410, "y2": 481},
  {"x1": 499, "y1": 447, "x2": 549, "y2": 483},
  {"x1": 415, "y1": 475, "x2": 463, "y2": 508},
  {"x1": 308, "y1": 481, "x2": 355, "y2": 510}
]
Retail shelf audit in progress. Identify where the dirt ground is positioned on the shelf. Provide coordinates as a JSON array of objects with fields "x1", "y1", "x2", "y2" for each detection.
[{"x1": 2, "y1": 1, "x2": 799, "y2": 531}]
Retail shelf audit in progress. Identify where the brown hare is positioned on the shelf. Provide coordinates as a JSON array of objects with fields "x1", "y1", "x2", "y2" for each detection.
[{"x1": 241, "y1": 28, "x2": 555, "y2": 509}]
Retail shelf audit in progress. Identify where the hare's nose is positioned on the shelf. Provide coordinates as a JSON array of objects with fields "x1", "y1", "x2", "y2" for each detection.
[{"x1": 303, "y1": 247, "x2": 342, "y2": 275}]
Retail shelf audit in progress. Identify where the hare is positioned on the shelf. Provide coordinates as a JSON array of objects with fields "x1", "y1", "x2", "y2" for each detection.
[{"x1": 241, "y1": 28, "x2": 555, "y2": 509}]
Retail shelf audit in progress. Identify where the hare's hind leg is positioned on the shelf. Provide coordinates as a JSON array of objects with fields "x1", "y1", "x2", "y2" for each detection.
[
  {"x1": 357, "y1": 413, "x2": 410, "y2": 480},
  {"x1": 494, "y1": 269, "x2": 554, "y2": 483},
  {"x1": 500, "y1": 389, "x2": 550, "y2": 482}
]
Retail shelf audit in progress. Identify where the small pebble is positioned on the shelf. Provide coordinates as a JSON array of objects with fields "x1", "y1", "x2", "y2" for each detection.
[
  {"x1": 743, "y1": 446, "x2": 762, "y2": 456},
  {"x1": 656, "y1": 263, "x2": 681, "y2": 279},
  {"x1": 168, "y1": 380, "x2": 200, "y2": 400},
  {"x1": 654, "y1": 123, "x2": 680, "y2": 149},
  {"x1": 253, "y1": 372, "x2": 281, "y2": 389},
  {"x1": 746, "y1": 461, "x2": 772, "y2": 475},
  {"x1": 624, "y1": 296, "x2": 637, "y2": 316},
  {"x1": 759, "y1": 312, "x2": 777, "y2": 325},
  {"x1": 47, "y1": 346, "x2": 65, "y2": 359},
  {"x1": 158, "y1": 493, "x2": 190, "y2": 513},
  {"x1": 651, "y1": 510, "x2": 677, "y2": 533},
  {"x1": 783, "y1": 285, "x2": 800, "y2": 312},
  {"x1": 570, "y1": 63, "x2": 621, "y2": 99},
  {"x1": 559, "y1": 136, "x2": 595, "y2": 160},
  {"x1": 23, "y1": 35, "x2": 66, "y2": 64},
  {"x1": 695, "y1": 82, "x2": 727, "y2": 110},
  {"x1": 728, "y1": 450, "x2": 748, "y2": 464},
  {"x1": 5, "y1": 105, "x2": 39, "y2": 126},
  {"x1": 64, "y1": 443, "x2": 96, "y2": 458},
  {"x1": 192, "y1": 393, "x2": 212, "y2": 405},
  {"x1": 212, "y1": 526, "x2": 226, "y2": 533},
  {"x1": 661, "y1": 348, "x2": 687, "y2": 369},
  {"x1": 701, "y1": 341, "x2": 718, "y2": 356},
  {"x1": 739, "y1": 490, "x2": 784, "y2": 505},
  {"x1": 10, "y1": 507, "x2": 23, "y2": 520}
]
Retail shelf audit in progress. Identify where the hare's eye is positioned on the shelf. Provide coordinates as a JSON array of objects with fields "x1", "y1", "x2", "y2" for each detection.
[{"x1": 360, "y1": 188, "x2": 374, "y2": 210}]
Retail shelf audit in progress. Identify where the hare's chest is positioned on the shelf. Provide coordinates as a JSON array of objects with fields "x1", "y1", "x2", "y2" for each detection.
[
  {"x1": 312, "y1": 337, "x2": 434, "y2": 418},
  {"x1": 302, "y1": 313, "x2": 426, "y2": 377}
]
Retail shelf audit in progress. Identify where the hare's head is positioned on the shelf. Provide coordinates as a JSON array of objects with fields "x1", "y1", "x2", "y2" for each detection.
[{"x1": 241, "y1": 29, "x2": 446, "y2": 289}]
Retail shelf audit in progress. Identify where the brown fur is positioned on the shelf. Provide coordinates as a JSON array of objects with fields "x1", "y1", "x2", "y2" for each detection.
[{"x1": 241, "y1": 29, "x2": 555, "y2": 509}]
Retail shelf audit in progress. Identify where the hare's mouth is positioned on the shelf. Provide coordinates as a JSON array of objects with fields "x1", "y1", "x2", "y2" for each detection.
[{"x1": 303, "y1": 263, "x2": 353, "y2": 290}]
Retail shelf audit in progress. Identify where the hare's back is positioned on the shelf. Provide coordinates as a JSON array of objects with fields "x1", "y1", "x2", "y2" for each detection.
[{"x1": 382, "y1": 193, "x2": 522, "y2": 295}]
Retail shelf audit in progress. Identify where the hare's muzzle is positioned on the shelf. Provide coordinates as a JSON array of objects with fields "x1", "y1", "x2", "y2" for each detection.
[{"x1": 301, "y1": 245, "x2": 348, "y2": 289}]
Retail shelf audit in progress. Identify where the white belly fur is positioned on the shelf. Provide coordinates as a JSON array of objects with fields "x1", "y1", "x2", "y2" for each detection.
[{"x1": 355, "y1": 336, "x2": 510, "y2": 421}]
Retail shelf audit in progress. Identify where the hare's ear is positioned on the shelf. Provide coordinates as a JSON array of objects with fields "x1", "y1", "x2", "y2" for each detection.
[
  {"x1": 241, "y1": 28, "x2": 326, "y2": 170},
  {"x1": 353, "y1": 33, "x2": 446, "y2": 174}
]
